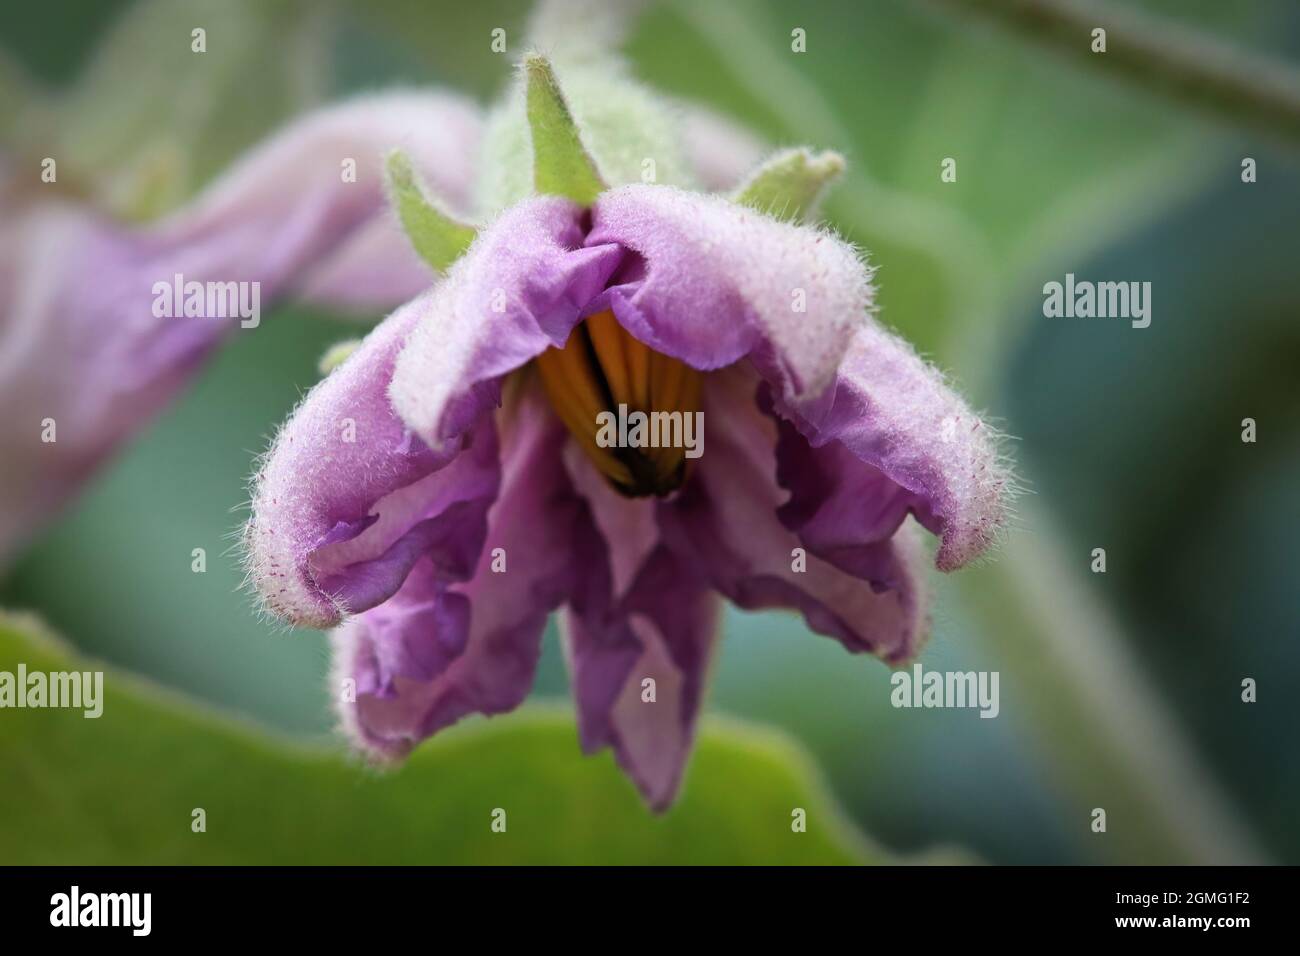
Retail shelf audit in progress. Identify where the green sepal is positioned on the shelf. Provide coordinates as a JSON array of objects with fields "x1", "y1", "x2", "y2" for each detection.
[
  {"x1": 523, "y1": 54, "x2": 607, "y2": 205},
  {"x1": 385, "y1": 149, "x2": 478, "y2": 273},
  {"x1": 732, "y1": 148, "x2": 845, "y2": 223}
]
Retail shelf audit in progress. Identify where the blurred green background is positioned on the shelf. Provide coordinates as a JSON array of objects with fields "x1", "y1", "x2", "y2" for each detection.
[{"x1": 1, "y1": 0, "x2": 1296, "y2": 864}]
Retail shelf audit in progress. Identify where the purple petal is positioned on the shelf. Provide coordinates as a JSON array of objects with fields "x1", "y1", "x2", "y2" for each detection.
[
  {"x1": 338, "y1": 555, "x2": 474, "y2": 698},
  {"x1": 768, "y1": 384, "x2": 930, "y2": 580},
  {"x1": 335, "y1": 389, "x2": 614, "y2": 756},
  {"x1": 561, "y1": 451, "x2": 722, "y2": 811},
  {"x1": 774, "y1": 326, "x2": 1011, "y2": 571},
  {"x1": 660, "y1": 367, "x2": 928, "y2": 663},
  {"x1": 389, "y1": 196, "x2": 624, "y2": 447},
  {"x1": 586, "y1": 184, "x2": 870, "y2": 401},
  {"x1": 245, "y1": 300, "x2": 500, "y2": 628},
  {"x1": 558, "y1": 451, "x2": 657, "y2": 757},
  {"x1": 562, "y1": 444, "x2": 661, "y2": 597}
]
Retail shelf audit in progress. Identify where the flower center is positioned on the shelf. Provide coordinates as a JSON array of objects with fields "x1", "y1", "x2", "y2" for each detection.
[{"x1": 535, "y1": 310, "x2": 702, "y2": 497}]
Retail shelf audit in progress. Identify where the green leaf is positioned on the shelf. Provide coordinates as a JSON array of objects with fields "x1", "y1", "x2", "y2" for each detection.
[
  {"x1": 385, "y1": 150, "x2": 477, "y2": 273},
  {"x1": 733, "y1": 147, "x2": 845, "y2": 222},
  {"x1": 0, "y1": 614, "x2": 897, "y2": 864},
  {"x1": 524, "y1": 53, "x2": 607, "y2": 205}
]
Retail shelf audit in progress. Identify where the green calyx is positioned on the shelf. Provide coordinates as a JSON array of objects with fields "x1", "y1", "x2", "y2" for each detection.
[
  {"x1": 384, "y1": 149, "x2": 478, "y2": 273},
  {"x1": 523, "y1": 54, "x2": 607, "y2": 205},
  {"x1": 732, "y1": 147, "x2": 845, "y2": 223}
]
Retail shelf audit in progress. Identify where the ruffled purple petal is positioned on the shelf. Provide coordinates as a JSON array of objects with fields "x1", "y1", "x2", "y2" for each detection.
[
  {"x1": 389, "y1": 196, "x2": 624, "y2": 447},
  {"x1": 337, "y1": 555, "x2": 475, "y2": 698},
  {"x1": 558, "y1": 449, "x2": 656, "y2": 755},
  {"x1": 335, "y1": 388, "x2": 615, "y2": 756},
  {"x1": 586, "y1": 184, "x2": 871, "y2": 402},
  {"x1": 245, "y1": 300, "x2": 500, "y2": 628},
  {"x1": 774, "y1": 326, "x2": 1010, "y2": 571},
  {"x1": 561, "y1": 450, "x2": 721, "y2": 811},
  {"x1": 767, "y1": 383, "x2": 928, "y2": 583},
  {"x1": 660, "y1": 367, "x2": 928, "y2": 663}
]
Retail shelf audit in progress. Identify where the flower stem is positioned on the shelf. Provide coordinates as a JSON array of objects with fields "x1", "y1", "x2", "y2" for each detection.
[
  {"x1": 955, "y1": 505, "x2": 1265, "y2": 863},
  {"x1": 929, "y1": 0, "x2": 1300, "y2": 148}
]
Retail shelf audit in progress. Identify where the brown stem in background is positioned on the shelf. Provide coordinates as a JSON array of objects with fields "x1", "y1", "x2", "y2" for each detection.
[{"x1": 928, "y1": 0, "x2": 1300, "y2": 148}]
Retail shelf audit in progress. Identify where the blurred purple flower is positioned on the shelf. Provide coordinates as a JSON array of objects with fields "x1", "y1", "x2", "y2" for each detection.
[{"x1": 0, "y1": 92, "x2": 481, "y2": 564}]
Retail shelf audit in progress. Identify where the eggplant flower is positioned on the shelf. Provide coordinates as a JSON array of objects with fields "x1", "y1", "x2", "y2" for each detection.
[{"x1": 245, "y1": 56, "x2": 1010, "y2": 810}]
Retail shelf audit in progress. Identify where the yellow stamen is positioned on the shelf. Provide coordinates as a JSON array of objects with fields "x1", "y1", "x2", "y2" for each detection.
[
  {"x1": 535, "y1": 310, "x2": 702, "y2": 497},
  {"x1": 584, "y1": 311, "x2": 632, "y2": 404}
]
